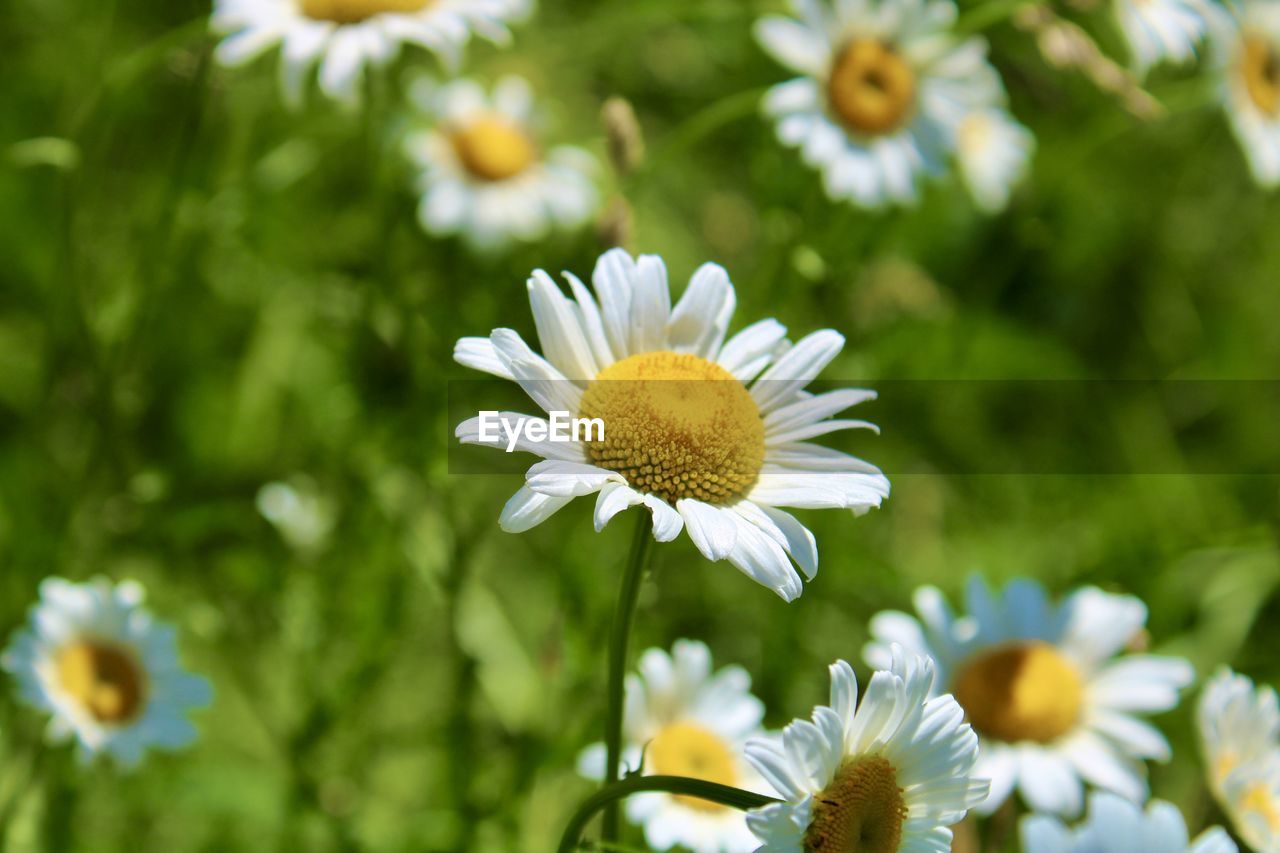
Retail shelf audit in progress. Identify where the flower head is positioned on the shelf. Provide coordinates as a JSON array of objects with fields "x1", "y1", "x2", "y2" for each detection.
[
  {"x1": 1198, "y1": 667, "x2": 1280, "y2": 851},
  {"x1": 1208, "y1": 0, "x2": 1280, "y2": 186},
  {"x1": 1020, "y1": 791, "x2": 1237, "y2": 853}
]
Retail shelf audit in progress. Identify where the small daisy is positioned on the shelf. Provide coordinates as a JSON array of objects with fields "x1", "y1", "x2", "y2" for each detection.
[
  {"x1": 1198, "y1": 667, "x2": 1280, "y2": 851},
  {"x1": 403, "y1": 75, "x2": 598, "y2": 250},
  {"x1": 743, "y1": 647, "x2": 988, "y2": 851},
  {"x1": 576, "y1": 640, "x2": 771, "y2": 853},
  {"x1": 1208, "y1": 0, "x2": 1280, "y2": 186},
  {"x1": 211, "y1": 0, "x2": 531, "y2": 106},
  {"x1": 953, "y1": 97, "x2": 1034, "y2": 213},
  {"x1": 1115, "y1": 0, "x2": 1216, "y2": 76},
  {"x1": 454, "y1": 248, "x2": 890, "y2": 601},
  {"x1": 863, "y1": 577, "x2": 1194, "y2": 816},
  {"x1": 1020, "y1": 791, "x2": 1237, "y2": 853},
  {"x1": 754, "y1": 0, "x2": 1003, "y2": 208},
  {"x1": 2, "y1": 577, "x2": 213, "y2": 768}
]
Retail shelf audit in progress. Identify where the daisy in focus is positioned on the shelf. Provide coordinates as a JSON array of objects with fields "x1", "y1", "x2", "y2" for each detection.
[
  {"x1": 454, "y1": 248, "x2": 890, "y2": 601},
  {"x1": 743, "y1": 647, "x2": 987, "y2": 851},
  {"x1": 211, "y1": 0, "x2": 531, "y2": 106},
  {"x1": 403, "y1": 75, "x2": 598, "y2": 250},
  {"x1": 1114, "y1": 0, "x2": 1216, "y2": 76},
  {"x1": 1020, "y1": 791, "x2": 1237, "y2": 853},
  {"x1": 1207, "y1": 0, "x2": 1280, "y2": 187},
  {"x1": 576, "y1": 640, "x2": 770, "y2": 853},
  {"x1": 1198, "y1": 667, "x2": 1280, "y2": 851},
  {"x1": 754, "y1": 0, "x2": 1004, "y2": 208},
  {"x1": 2, "y1": 577, "x2": 213, "y2": 767},
  {"x1": 863, "y1": 577, "x2": 1194, "y2": 816}
]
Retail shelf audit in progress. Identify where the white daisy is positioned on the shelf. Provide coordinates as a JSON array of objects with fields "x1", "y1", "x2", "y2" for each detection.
[
  {"x1": 1020, "y1": 791, "x2": 1237, "y2": 853},
  {"x1": 211, "y1": 0, "x2": 531, "y2": 106},
  {"x1": 743, "y1": 647, "x2": 988, "y2": 852},
  {"x1": 863, "y1": 577, "x2": 1194, "y2": 816},
  {"x1": 453, "y1": 248, "x2": 890, "y2": 601},
  {"x1": 954, "y1": 104, "x2": 1034, "y2": 213},
  {"x1": 403, "y1": 75, "x2": 598, "y2": 250},
  {"x1": 1208, "y1": 0, "x2": 1280, "y2": 186},
  {"x1": 576, "y1": 640, "x2": 771, "y2": 853},
  {"x1": 1, "y1": 577, "x2": 213, "y2": 768},
  {"x1": 1198, "y1": 667, "x2": 1280, "y2": 851},
  {"x1": 754, "y1": 0, "x2": 1003, "y2": 208},
  {"x1": 1115, "y1": 0, "x2": 1216, "y2": 76}
]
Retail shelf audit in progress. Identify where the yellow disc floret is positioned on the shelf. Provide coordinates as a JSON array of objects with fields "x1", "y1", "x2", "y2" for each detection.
[
  {"x1": 579, "y1": 352, "x2": 765, "y2": 505},
  {"x1": 646, "y1": 721, "x2": 738, "y2": 812},
  {"x1": 452, "y1": 116, "x2": 538, "y2": 182},
  {"x1": 827, "y1": 39, "x2": 917, "y2": 137},
  {"x1": 300, "y1": 0, "x2": 431, "y2": 24},
  {"x1": 804, "y1": 756, "x2": 907, "y2": 853},
  {"x1": 56, "y1": 640, "x2": 148, "y2": 724},
  {"x1": 953, "y1": 642, "x2": 1083, "y2": 744},
  {"x1": 1242, "y1": 33, "x2": 1280, "y2": 116}
]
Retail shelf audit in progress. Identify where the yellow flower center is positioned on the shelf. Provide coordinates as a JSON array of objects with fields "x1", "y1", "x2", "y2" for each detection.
[
  {"x1": 55, "y1": 640, "x2": 147, "y2": 724},
  {"x1": 1240, "y1": 782, "x2": 1280, "y2": 832},
  {"x1": 953, "y1": 642, "x2": 1083, "y2": 744},
  {"x1": 646, "y1": 722, "x2": 738, "y2": 813},
  {"x1": 451, "y1": 116, "x2": 538, "y2": 182},
  {"x1": 827, "y1": 39, "x2": 917, "y2": 137},
  {"x1": 1242, "y1": 33, "x2": 1280, "y2": 116},
  {"x1": 299, "y1": 0, "x2": 431, "y2": 24},
  {"x1": 804, "y1": 756, "x2": 907, "y2": 853},
  {"x1": 579, "y1": 352, "x2": 765, "y2": 505}
]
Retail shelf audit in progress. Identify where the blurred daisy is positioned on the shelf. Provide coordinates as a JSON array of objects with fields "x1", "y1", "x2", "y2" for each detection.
[
  {"x1": 1021, "y1": 791, "x2": 1237, "y2": 853},
  {"x1": 754, "y1": 0, "x2": 1002, "y2": 208},
  {"x1": 211, "y1": 0, "x2": 531, "y2": 106},
  {"x1": 954, "y1": 95, "x2": 1034, "y2": 213},
  {"x1": 403, "y1": 76, "x2": 598, "y2": 250},
  {"x1": 743, "y1": 648, "x2": 987, "y2": 851},
  {"x1": 1208, "y1": 0, "x2": 1280, "y2": 186},
  {"x1": 2, "y1": 578, "x2": 213, "y2": 767},
  {"x1": 576, "y1": 640, "x2": 770, "y2": 853},
  {"x1": 1198, "y1": 668, "x2": 1280, "y2": 851},
  {"x1": 1115, "y1": 0, "x2": 1215, "y2": 76},
  {"x1": 454, "y1": 248, "x2": 889, "y2": 601},
  {"x1": 864, "y1": 577, "x2": 1194, "y2": 816}
]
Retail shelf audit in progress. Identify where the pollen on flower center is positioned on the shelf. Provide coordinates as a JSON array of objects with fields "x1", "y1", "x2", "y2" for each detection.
[
  {"x1": 55, "y1": 640, "x2": 147, "y2": 724},
  {"x1": 804, "y1": 756, "x2": 907, "y2": 853},
  {"x1": 451, "y1": 115, "x2": 538, "y2": 182},
  {"x1": 953, "y1": 642, "x2": 1083, "y2": 744},
  {"x1": 579, "y1": 352, "x2": 765, "y2": 505},
  {"x1": 299, "y1": 0, "x2": 432, "y2": 24},
  {"x1": 827, "y1": 39, "x2": 917, "y2": 136},
  {"x1": 1241, "y1": 33, "x2": 1280, "y2": 115},
  {"x1": 646, "y1": 721, "x2": 738, "y2": 812}
]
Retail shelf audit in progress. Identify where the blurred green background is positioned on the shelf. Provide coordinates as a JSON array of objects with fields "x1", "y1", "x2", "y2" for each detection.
[{"x1": 2, "y1": 0, "x2": 1279, "y2": 849}]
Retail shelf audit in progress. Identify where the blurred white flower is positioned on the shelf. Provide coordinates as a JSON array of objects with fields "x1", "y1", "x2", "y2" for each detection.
[
  {"x1": 1021, "y1": 791, "x2": 1237, "y2": 853},
  {"x1": 955, "y1": 105, "x2": 1034, "y2": 213},
  {"x1": 2, "y1": 578, "x2": 213, "y2": 768},
  {"x1": 576, "y1": 640, "x2": 770, "y2": 853},
  {"x1": 864, "y1": 577, "x2": 1194, "y2": 816},
  {"x1": 1115, "y1": 0, "x2": 1216, "y2": 76},
  {"x1": 403, "y1": 76, "x2": 598, "y2": 251},
  {"x1": 256, "y1": 478, "x2": 336, "y2": 552},
  {"x1": 743, "y1": 648, "x2": 987, "y2": 851},
  {"x1": 1208, "y1": 0, "x2": 1280, "y2": 186},
  {"x1": 210, "y1": 0, "x2": 532, "y2": 106},
  {"x1": 454, "y1": 248, "x2": 889, "y2": 601}
]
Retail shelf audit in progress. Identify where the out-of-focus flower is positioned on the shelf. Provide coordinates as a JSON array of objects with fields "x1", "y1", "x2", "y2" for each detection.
[
  {"x1": 754, "y1": 0, "x2": 1004, "y2": 208},
  {"x1": 453, "y1": 248, "x2": 889, "y2": 601},
  {"x1": 1198, "y1": 667, "x2": 1280, "y2": 851},
  {"x1": 256, "y1": 478, "x2": 336, "y2": 552},
  {"x1": 403, "y1": 76, "x2": 598, "y2": 251},
  {"x1": 576, "y1": 640, "x2": 770, "y2": 853},
  {"x1": 2, "y1": 578, "x2": 213, "y2": 768},
  {"x1": 1021, "y1": 791, "x2": 1237, "y2": 853},
  {"x1": 954, "y1": 103, "x2": 1034, "y2": 213},
  {"x1": 743, "y1": 649, "x2": 987, "y2": 851},
  {"x1": 1115, "y1": 0, "x2": 1216, "y2": 76},
  {"x1": 864, "y1": 577, "x2": 1194, "y2": 816},
  {"x1": 1207, "y1": 0, "x2": 1280, "y2": 186},
  {"x1": 210, "y1": 0, "x2": 531, "y2": 106}
]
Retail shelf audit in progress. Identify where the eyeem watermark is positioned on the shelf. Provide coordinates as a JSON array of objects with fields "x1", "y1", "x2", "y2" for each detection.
[{"x1": 476, "y1": 411, "x2": 604, "y2": 452}]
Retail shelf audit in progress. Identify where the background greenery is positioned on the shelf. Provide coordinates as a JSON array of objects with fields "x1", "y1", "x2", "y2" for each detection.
[{"x1": 1, "y1": 0, "x2": 1279, "y2": 849}]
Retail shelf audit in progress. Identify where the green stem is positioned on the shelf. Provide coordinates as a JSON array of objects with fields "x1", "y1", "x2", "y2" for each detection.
[
  {"x1": 601, "y1": 513, "x2": 655, "y2": 844},
  {"x1": 561, "y1": 776, "x2": 778, "y2": 853}
]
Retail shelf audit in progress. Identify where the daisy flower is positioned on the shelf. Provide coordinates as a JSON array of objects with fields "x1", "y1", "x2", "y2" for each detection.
[
  {"x1": 453, "y1": 248, "x2": 890, "y2": 601},
  {"x1": 1198, "y1": 667, "x2": 1280, "y2": 851},
  {"x1": 576, "y1": 640, "x2": 771, "y2": 853},
  {"x1": 211, "y1": 0, "x2": 531, "y2": 106},
  {"x1": 403, "y1": 76, "x2": 598, "y2": 250},
  {"x1": 743, "y1": 647, "x2": 987, "y2": 851},
  {"x1": 863, "y1": 577, "x2": 1194, "y2": 816},
  {"x1": 1207, "y1": 0, "x2": 1280, "y2": 186},
  {"x1": 2, "y1": 577, "x2": 213, "y2": 768},
  {"x1": 1114, "y1": 0, "x2": 1216, "y2": 76},
  {"x1": 954, "y1": 105, "x2": 1034, "y2": 212},
  {"x1": 1020, "y1": 791, "x2": 1237, "y2": 853},
  {"x1": 754, "y1": 0, "x2": 1003, "y2": 208}
]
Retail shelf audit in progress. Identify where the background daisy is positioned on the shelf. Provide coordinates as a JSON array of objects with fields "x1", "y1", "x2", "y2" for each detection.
[
  {"x1": 1020, "y1": 791, "x2": 1237, "y2": 852},
  {"x1": 1115, "y1": 0, "x2": 1216, "y2": 76},
  {"x1": 1198, "y1": 668, "x2": 1280, "y2": 851},
  {"x1": 1208, "y1": 0, "x2": 1280, "y2": 186}
]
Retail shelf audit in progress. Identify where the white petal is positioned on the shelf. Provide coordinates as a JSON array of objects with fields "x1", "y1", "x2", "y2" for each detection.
[
  {"x1": 525, "y1": 460, "x2": 618, "y2": 497},
  {"x1": 498, "y1": 485, "x2": 573, "y2": 533},
  {"x1": 676, "y1": 499, "x2": 739, "y2": 561},
  {"x1": 750, "y1": 330, "x2": 845, "y2": 414},
  {"x1": 667, "y1": 262, "x2": 736, "y2": 359}
]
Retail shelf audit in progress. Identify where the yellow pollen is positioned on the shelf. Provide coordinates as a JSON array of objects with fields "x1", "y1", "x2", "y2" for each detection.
[
  {"x1": 55, "y1": 640, "x2": 147, "y2": 724},
  {"x1": 1242, "y1": 33, "x2": 1280, "y2": 115},
  {"x1": 953, "y1": 642, "x2": 1083, "y2": 744},
  {"x1": 804, "y1": 756, "x2": 907, "y2": 853},
  {"x1": 827, "y1": 39, "x2": 917, "y2": 137},
  {"x1": 1240, "y1": 783, "x2": 1280, "y2": 831},
  {"x1": 646, "y1": 722, "x2": 738, "y2": 813},
  {"x1": 451, "y1": 116, "x2": 538, "y2": 182},
  {"x1": 299, "y1": 0, "x2": 431, "y2": 24},
  {"x1": 579, "y1": 352, "x2": 765, "y2": 505}
]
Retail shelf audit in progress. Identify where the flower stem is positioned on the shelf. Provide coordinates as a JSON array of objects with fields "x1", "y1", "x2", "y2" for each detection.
[
  {"x1": 561, "y1": 775, "x2": 778, "y2": 853},
  {"x1": 601, "y1": 512, "x2": 655, "y2": 844}
]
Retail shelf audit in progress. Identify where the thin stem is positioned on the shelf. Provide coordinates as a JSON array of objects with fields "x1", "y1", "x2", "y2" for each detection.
[
  {"x1": 561, "y1": 776, "x2": 778, "y2": 853},
  {"x1": 601, "y1": 513, "x2": 655, "y2": 844}
]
